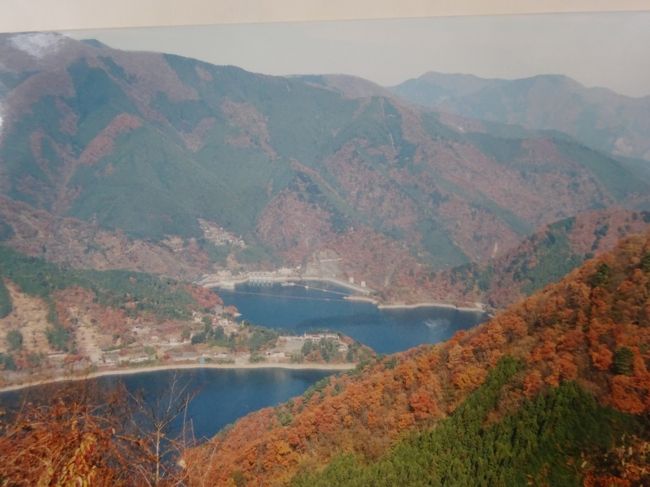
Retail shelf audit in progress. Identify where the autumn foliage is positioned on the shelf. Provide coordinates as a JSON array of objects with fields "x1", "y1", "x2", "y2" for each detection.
[
  {"x1": 1, "y1": 233, "x2": 648, "y2": 486},
  {"x1": 184, "y1": 232, "x2": 650, "y2": 486},
  {"x1": 425, "y1": 208, "x2": 650, "y2": 309},
  {"x1": 0, "y1": 382, "x2": 191, "y2": 486}
]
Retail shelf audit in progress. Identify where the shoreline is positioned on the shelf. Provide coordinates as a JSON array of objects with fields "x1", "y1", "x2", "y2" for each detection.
[
  {"x1": 344, "y1": 295, "x2": 379, "y2": 305},
  {"x1": 200, "y1": 274, "x2": 485, "y2": 312},
  {"x1": 377, "y1": 301, "x2": 485, "y2": 312},
  {"x1": 0, "y1": 362, "x2": 355, "y2": 394},
  {"x1": 336, "y1": 294, "x2": 486, "y2": 313}
]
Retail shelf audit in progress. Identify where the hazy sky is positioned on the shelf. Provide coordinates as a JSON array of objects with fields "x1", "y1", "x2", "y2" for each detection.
[{"x1": 65, "y1": 12, "x2": 650, "y2": 97}]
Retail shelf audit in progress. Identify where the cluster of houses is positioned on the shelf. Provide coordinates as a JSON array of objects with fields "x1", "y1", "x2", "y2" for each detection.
[
  {"x1": 0, "y1": 326, "x2": 353, "y2": 387},
  {"x1": 94, "y1": 329, "x2": 350, "y2": 368},
  {"x1": 199, "y1": 219, "x2": 246, "y2": 248}
]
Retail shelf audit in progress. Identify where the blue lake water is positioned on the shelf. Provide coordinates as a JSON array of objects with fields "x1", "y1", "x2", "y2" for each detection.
[
  {"x1": 1, "y1": 283, "x2": 486, "y2": 441},
  {"x1": 218, "y1": 282, "x2": 486, "y2": 354},
  {"x1": 1, "y1": 368, "x2": 332, "y2": 440}
]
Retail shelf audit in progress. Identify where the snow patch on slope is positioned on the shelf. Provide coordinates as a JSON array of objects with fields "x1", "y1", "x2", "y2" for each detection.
[{"x1": 10, "y1": 32, "x2": 64, "y2": 59}]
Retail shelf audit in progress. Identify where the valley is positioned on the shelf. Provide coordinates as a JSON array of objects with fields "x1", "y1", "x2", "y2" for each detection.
[
  {"x1": 1, "y1": 32, "x2": 648, "y2": 307},
  {"x1": 0, "y1": 25, "x2": 648, "y2": 486}
]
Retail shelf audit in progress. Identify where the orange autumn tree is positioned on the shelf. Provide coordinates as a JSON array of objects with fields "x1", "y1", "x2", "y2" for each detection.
[{"x1": 0, "y1": 380, "x2": 193, "y2": 486}]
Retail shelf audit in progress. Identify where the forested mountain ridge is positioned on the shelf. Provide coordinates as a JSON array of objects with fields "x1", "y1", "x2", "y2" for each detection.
[
  {"x1": 184, "y1": 232, "x2": 650, "y2": 486},
  {"x1": 391, "y1": 71, "x2": 650, "y2": 162},
  {"x1": 0, "y1": 195, "x2": 212, "y2": 280},
  {"x1": 1, "y1": 33, "x2": 649, "y2": 303},
  {"x1": 419, "y1": 208, "x2": 650, "y2": 308}
]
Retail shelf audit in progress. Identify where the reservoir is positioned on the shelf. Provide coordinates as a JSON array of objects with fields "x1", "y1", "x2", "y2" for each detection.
[
  {"x1": 217, "y1": 282, "x2": 486, "y2": 354},
  {"x1": 1, "y1": 283, "x2": 486, "y2": 442},
  {"x1": 0, "y1": 368, "x2": 332, "y2": 441}
]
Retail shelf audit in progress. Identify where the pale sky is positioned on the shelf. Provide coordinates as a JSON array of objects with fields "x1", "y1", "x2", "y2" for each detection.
[{"x1": 65, "y1": 12, "x2": 650, "y2": 98}]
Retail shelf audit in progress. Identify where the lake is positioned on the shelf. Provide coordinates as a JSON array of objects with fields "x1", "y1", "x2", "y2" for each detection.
[
  {"x1": 217, "y1": 282, "x2": 486, "y2": 354},
  {"x1": 1, "y1": 283, "x2": 486, "y2": 441},
  {"x1": 0, "y1": 368, "x2": 332, "y2": 440}
]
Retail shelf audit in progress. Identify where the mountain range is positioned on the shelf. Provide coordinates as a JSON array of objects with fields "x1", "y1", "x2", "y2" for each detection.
[
  {"x1": 1, "y1": 33, "x2": 649, "y2": 306},
  {"x1": 0, "y1": 30, "x2": 649, "y2": 486},
  {"x1": 392, "y1": 71, "x2": 650, "y2": 162}
]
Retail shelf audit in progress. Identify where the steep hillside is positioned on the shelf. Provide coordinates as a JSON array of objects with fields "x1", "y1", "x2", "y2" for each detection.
[
  {"x1": 0, "y1": 195, "x2": 212, "y2": 280},
  {"x1": 421, "y1": 208, "x2": 650, "y2": 308},
  {"x1": 392, "y1": 72, "x2": 650, "y2": 162},
  {"x1": 185, "y1": 232, "x2": 650, "y2": 486},
  {"x1": 1, "y1": 33, "x2": 648, "y2": 298},
  {"x1": 0, "y1": 245, "x2": 221, "y2": 379}
]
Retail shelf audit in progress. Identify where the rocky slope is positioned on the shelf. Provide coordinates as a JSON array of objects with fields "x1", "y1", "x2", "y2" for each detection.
[
  {"x1": 184, "y1": 232, "x2": 650, "y2": 486},
  {"x1": 392, "y1": 71, "x2": 650, "y2": 162},
  {"x1": 1, "y1": 33, "x2": 648, "y2": 299}
]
